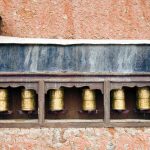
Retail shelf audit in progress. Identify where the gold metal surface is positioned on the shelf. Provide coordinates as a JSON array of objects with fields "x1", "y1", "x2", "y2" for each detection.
[
  {"x1": 21, "y1": 89, "x2": 35, "y2": 99},
  {"x1": 50, "y1": 88, "x2": 64, "y2": 111},
  {"x1": 137, "y1": 87, "x2": 150, "y2": 99},
  {"x1": 0, "y1": 89, "x2": 8, "y2": 99},
  {"x1": 82, "y1": 89, "x2": 96, "y2": 111},
  {"x1": 112, "y1": 99, "x2": 126, "y2": 110},
  {"x1": 112, "y1": 89, "x2": 126, "y2": 110},
  {"x1": 137, "y1": 98, "x2": 150, "y2": 110},
  {"x1": 0, "y1": 89, "x2": 8, "y2": 112},
  {"x1": 137, "y1": 87, "x2": 150, "y2": 110},
  {"x1": 21, "y1": 89, "x2": 36, "y2": 111},
  {"x1": 113, "y1": 89, "x2": 125, "y2": 100}
]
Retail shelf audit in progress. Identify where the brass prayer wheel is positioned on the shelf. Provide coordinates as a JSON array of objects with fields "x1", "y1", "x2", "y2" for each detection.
[
  {"x1": 136, "y1": 87, "x2": 150, "y2": 110},
  {"x1": 137, "y1": 87, "x2": 150, "y2": 99},
  {"x1": 82, "y1": 89, "x2": 96, "y2": 111},
  {"x1": 21, "y1": 89, "x2": 36, "y2": 111},
  {"x1": 0, "y1": 89, "x2": 8, "y2": 112},
  {"x1": 50, "y1": 88, "x2": 64, "y2": 111},
  {"x1": 112, "y1": 89, "x2": 126, "y2": 110}
]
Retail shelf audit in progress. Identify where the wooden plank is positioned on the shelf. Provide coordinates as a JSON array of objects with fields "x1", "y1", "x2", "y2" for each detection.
[
  {"x1": 109, "y1": 122, "x2": 150, "y2": 127},
  {"x1": 111, "y1": 82, "x2": 150, "y2": 90},
  {"x1": 1, "y1": 74, "x2": 150, "y2": 83},
  {"x1": 38, "y1": 80, "x2": 45, "y2": 125},
  {"x1": 104, "y1": 80, "x2": 110, "y2": 125},
  {"x1": 1, "y1": 72, "x2": 150, "y2": 76},
  {"x1": 43, "y1": 120, "x2": 104, "y2": 128},
  {"x1": 0, "y1": 123, "x2": 39, "y2": 128},
  {"x1": 45, "y1": 82, "x2": 104, "y2": 93},
  {"x1": 111, "y1": 119, "x2": 150, "y2": 123}
]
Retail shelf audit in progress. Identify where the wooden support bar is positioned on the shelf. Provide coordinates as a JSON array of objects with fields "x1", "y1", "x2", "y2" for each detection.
[
  {"x1": 104, "y1": 80, "x2": 110, "y2": 125},
  {"x1": 38, "y1": 80, "x2": 45, "y2": 125}
]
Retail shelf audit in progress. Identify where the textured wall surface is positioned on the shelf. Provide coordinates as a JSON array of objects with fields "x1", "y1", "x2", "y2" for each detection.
[
  {"x1": 0, "y1": 128, "x2": 150, "y2": 150},
  {"x1": 0, "y1": 0, "x2": 150, "y2": 39},
  {"x1": 0, "y1": 44, "x2": 150, "y2": 73}
]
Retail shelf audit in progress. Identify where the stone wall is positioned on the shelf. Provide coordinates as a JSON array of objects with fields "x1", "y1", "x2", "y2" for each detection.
[{"x1": 0, "y1": 0, "x2": 150, "y2": 149}]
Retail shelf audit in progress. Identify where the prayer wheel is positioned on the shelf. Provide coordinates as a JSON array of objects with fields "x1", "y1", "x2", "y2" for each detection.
[
  {"x1": 0, "y1": 89, "x2": 8, "y2": 112},
  {"x1": 112, "y1": 89, "x2": 126, "y2": 110},
  {"x1": 82, "y1": 88, "x2": 96, "y2": 111},
  {"x1": 50, "y1": 88, "x2": 64, "y2": 111},
  {"x1": 136, "y1": 87, "x2": 150, "y2": 110},
  {"x1": 21, "y1": 89, "x2": 36, "y2": 111}
]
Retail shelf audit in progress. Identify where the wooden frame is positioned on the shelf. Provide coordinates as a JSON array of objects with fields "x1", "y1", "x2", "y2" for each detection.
[{"x1": 0, "y1": 72, "x2": 149, "y2": 128}]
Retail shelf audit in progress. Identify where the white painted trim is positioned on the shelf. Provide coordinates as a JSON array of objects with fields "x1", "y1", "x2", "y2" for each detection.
[{"x1": 0, "y1": 36, "x2": 150, "y2": 45}]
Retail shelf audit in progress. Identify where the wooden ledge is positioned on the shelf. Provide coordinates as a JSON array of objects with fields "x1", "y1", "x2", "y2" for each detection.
[{"x1": 0, "y1": 36, "x2": 150, "y2": 45}]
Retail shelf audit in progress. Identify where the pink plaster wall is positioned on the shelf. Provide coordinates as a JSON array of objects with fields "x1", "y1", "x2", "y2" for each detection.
[{"x1": 0, "y1": 0, "x2": 150, "y2": 39}]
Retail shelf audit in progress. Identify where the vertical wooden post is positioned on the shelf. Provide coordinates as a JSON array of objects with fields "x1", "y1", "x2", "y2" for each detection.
[
  {"x1": 104, "y1": 80, "x2": 110, "y2": 126},
  {"x1": 38, "y1": 80, "x2": 45, "y2": 126}
]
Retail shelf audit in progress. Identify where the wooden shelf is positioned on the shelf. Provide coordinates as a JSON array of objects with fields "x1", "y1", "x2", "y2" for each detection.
[{"x1": 0, "y1": 73, "x2": 149, "y2": 127}]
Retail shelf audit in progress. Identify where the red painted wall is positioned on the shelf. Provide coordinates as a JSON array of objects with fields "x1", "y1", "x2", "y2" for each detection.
[{"x1": 0, "y1": 0, "x2": 150, "y2": 39}]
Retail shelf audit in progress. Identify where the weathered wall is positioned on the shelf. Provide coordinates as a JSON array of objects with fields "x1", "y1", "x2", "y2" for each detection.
[
  {"x1": 0, "y1": 0, "x2": 150, "y2": 149},
  {"x1": 0, "y1": 0, "x2": 150, "y2": 39},
  {"x1": 0, "y1": 128, "x2": 149, "y2": 150}
]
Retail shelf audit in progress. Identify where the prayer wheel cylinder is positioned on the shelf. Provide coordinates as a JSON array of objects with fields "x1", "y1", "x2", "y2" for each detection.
[
  {"x1": 21, "y1": 89, "x2": 36, "y2": 111},
  {"x1": 82, "y1": 89, "x2": 96, "y2": 111},
  {"x1": 112, "y1": 89, "x2": 126, "y2": 110},
  {"x1": 50, "y1": 88, "x2": 64, "y2": 111},
  {"x1": 0, "y1": 89, "x2": 8, "y2": 112},
  {"x1": 136, "y1": 87, "x2": 150, "y2": 110}
]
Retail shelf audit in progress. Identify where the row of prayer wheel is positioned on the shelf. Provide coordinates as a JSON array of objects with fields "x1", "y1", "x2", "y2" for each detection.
[
  {"x1": 0, "y1": 89, "x2": 36, "y2": 112},
  {"x1": 112, "y1": 87, "x2": 150, "y2": 110},
  {"x1": 0, "y1": 88, "x2": 96, "y2": 112},
  {"x1": 0, "y1": 87, "x2": 149, "y2": 112},
  {"x1": 50, "y1": 88, "x2": 96, "y2": 111}
]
